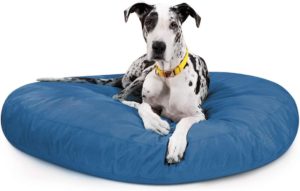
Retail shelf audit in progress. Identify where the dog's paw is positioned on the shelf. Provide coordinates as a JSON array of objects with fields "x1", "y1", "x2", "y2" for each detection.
[
  {"x1": 166, "y1": 134, "x2": 187, "y2": 164},
  {"x1": 142, "y1": 114, "x2": 170, "y2": 135}
]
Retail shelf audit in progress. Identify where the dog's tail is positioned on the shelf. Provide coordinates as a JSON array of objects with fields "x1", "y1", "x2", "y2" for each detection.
[{"x1": 37, "y1": 76, "x2": 123, "y2": 88}]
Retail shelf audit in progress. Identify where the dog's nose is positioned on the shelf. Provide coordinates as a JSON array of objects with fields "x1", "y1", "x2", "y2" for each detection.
[{"x1": 152, "y1": 41, "x2": 166, "y2": 54}]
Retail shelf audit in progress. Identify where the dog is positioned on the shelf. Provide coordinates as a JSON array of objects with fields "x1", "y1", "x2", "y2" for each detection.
[{"x1": 38, "y1": 2, "x2": 209, "y2": 164}]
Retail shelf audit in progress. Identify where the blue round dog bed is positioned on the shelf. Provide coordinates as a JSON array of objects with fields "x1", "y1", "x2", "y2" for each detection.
[{"x1": 1, "y1": 72, "x2": 298, "y2": 184}]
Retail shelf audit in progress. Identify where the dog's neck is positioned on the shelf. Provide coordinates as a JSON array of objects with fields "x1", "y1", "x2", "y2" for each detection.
[{"x1": 155, "y1": 40, "x2": 187, "y2": 72}]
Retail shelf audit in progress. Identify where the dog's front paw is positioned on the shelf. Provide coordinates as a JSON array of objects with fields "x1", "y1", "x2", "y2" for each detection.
[
  {"x1": 166, "y1": 134, "x2": 187, "y2": 164},
  {"x1": 142, "y1": 115, "x2": 170, "y2": 135}
]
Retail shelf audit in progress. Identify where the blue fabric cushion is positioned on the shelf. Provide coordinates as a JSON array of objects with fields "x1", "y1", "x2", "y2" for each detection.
[{"x1": 1, "y1": 72, "x2": 298, "y2": 184}]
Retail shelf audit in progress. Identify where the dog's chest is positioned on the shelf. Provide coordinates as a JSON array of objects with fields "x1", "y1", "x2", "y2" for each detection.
[{"x1": 144, "y1": 69, "x2": 200, "y2": 122}]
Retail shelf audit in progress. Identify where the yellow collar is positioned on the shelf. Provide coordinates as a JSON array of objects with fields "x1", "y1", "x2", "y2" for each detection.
[{"x1": 155, "y1": 49, "x2": 189, "y2": 78}]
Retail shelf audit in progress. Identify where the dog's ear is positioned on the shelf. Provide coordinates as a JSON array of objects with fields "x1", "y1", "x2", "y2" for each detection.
[
  {"x1": 124, "y1": 3, "x2": 154, "y2": 23},
  {"x1": 172, "y1": 3, "x2": 201, "y2": 28}
]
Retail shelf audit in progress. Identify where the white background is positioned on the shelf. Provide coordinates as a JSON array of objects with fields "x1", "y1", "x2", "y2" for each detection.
[{"x1": 0, "y1": 0, "x2": 299, "y2": 190}]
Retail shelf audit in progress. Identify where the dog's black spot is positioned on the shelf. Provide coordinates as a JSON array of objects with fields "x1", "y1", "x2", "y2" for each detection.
[
  {"x1": 139, "y1": 64, "x2": 143, "y2": 69},
  {"x1": 190, "y1": 54, "x2": 196, "y2": 64},
  {"x1": 189, "y1": 81, "x2": 193, "y2": 86},
  {"x1": 129, "y1": 75, "x2": 137, "y2": 82},
  {"x1": 184, "y1": 63, "x2": 189, "y2": 69},
  {"x1": 132, "y1": 88, "x2": 143, "y2": 102},
  {"x1": 203, "y1": 109, "x2": 208, "y2": 120},
  {"x1": 147, "y1": 90, "x2": 150, "y2": 93},
  {"x1": 174, "y1": 32, "x2": 181, "y2": 43},
  {"x1": 143, "y1": 60, "x2": 155, "y2": 68},
  {"x1": 77, "y1": 77, "x2": 98, "y2": 84},
  {"x1": 153, "y1": 106, "x2": 163, "y2": 115},
  {"x1": 190, "y1": 55, "x2": 201, "y2": 94},
  {"x1": 202, "y1": 68, "x2": 205, "y2": 76},
  {"x1": 144, "y1": 12, "x2": 158, "y2": 32},
  {"x1": 199, "y1": 57, "x2": 210, "y2": 88}
]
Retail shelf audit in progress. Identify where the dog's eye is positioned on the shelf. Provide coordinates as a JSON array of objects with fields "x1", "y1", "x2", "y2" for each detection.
[
  {"x1": 170, "y1": 22, "x2": 178, "y2": 29},
  {"x1": 145, "y1": 19, "x2": 153, "y2": 26}
]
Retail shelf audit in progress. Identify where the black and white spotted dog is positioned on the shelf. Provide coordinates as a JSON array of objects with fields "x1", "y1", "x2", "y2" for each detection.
[{"x1": 38, "y1": 3, "x2": 209, "y2": 164}]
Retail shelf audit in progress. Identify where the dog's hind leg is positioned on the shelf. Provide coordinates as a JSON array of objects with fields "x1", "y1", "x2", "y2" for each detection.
[
  {"x1": 112, "y1": 77, "x2": 143, "y2": 101},
  {"x1": 113, "y1": 65, "x2": 155, "y2": 101},
  {"x1": 37, "y1": 76, "x2": 123, "y2": 88}
]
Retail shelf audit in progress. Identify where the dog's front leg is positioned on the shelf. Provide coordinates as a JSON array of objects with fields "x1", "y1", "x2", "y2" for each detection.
[
  {"x1": 138, "y1": 102, "x2": 170, "y2": 135},
  {"x1": 166, "y1": 110, "x2": 206, "y2": 164},
  {"x1": 120, "y1": 101, "x2": 170, "y2": 135}
]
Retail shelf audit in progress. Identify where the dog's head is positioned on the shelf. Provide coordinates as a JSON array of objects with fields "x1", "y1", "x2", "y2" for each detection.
[{"x1": 124, "y1": 3, "x2": 201, "y2": 62}]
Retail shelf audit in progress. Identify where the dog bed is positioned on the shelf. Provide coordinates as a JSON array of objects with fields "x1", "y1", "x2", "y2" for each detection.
[{"x1": 1, "y1": 72, "x2": 298, "y2": 184}]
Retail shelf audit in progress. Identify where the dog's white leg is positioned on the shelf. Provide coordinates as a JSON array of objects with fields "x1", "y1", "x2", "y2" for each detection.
[
  {"x1": 138, "y1": 102, "x2": 170, "y2": 135},
  {"x1": 166, "y1": 109, "x2": 206, "y2": 164},
  {"x1": 121, "y1": 101, "x2": 170, "y2": 135}
]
